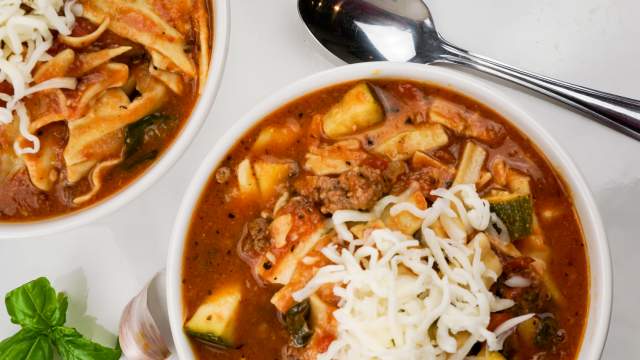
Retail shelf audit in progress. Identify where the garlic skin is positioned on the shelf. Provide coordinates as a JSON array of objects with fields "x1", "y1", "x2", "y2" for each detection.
[{"x1": 119, "y1": 271, "x2": 173, "y2": 360}]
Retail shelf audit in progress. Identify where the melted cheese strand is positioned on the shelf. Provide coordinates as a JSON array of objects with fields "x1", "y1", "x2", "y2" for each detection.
[
  {"x1": 293, "y1": 184, "x2": 526, "y2": 359},
  {"x1": 332, "y1": 210, "x2": 376, "y2": 243},
  {"x1": 487, "y1": 213, "x2": 511, "y2": 244},
  {"x1": 13, "y1": 102, "x2": 39, "y2": 154},
  {"x1": 0, "y1": 0, "x2": 78, "y2": 154}
]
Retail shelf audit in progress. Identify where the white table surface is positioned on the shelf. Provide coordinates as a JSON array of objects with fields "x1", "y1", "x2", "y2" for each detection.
[{"x1": 1, "y1": 0, "x2": 638, "y2": 358}]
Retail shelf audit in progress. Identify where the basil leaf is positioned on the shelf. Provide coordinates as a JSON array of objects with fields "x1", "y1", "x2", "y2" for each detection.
[
  {"x1": 5, "y1": 278, "x2": 67, "y2": 330},
  {"x1": 51, "y1": 327, "x2": 120, "y2": 360},
  {"x1": 0, "y1": 328, "x2": 53, "y2": 360}
]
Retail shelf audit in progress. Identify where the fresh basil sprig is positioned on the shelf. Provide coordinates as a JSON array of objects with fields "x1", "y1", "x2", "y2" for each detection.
[{"x1": 0, "y1": 277, "x2": 121, "y2": 360}]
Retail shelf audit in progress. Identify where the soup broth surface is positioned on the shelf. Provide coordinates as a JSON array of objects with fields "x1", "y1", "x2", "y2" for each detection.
[{"x1": 183, "y1": 80, "x2": 588, "y2": 360}]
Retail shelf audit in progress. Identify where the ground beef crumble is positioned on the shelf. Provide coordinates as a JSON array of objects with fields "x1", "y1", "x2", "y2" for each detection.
[{"x1": 294, "y1": 165, "x2": 391, "y2": 214}]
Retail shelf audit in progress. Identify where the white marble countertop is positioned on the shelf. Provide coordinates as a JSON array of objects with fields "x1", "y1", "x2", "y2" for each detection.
[{"x1": 1, "y1": 0, "x2": 638, "y2": 358}]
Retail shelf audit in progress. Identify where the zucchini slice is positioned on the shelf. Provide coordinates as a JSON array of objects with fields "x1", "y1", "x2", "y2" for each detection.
[
  {"x1": 252, "y1": 120, "x2": 300, "y2": 152},
  {"x1": 485, "y1": 193, "x2": 533, "y2": 239},
  {"x1": 322, "y1": 83, "x2": 384, "y2": 138},
  {"x1": 254, "y1": 160, "x2": 291, "y2": 200},
  {"x1": 507, "y1": 168, "x2": 532, "y2": 195},
  {"x1": 237, "y1": 158, "x2": 259, "y2": 197},
  {"x1": 184, "y1": 283, "x2": 243, "y2": 348}
]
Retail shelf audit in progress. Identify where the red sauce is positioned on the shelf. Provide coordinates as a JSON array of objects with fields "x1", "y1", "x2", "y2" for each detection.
[
  {"x1": 182, "y1": 80, "x2": 589, "y2": 360},
  {"x1": 0, "y1": 4, "x2": 211, "y2": 222}
]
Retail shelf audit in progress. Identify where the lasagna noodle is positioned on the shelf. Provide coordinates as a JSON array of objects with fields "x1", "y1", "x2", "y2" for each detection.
[
  {"x1": 58, "y1": 18, "x2": 111, "y2": 48},
  {"x1": 69, "y1": 62, "x2": 130, "y2": 119},
  {"x1": 193, "y1": 0, "x2": 210, "y2": 94},
  {"x1": 22, "y1": 128, "x2": 62, "y2": 191},
  {"x1": 79, "y1": 0, "x2": 196, "y2": 76},
  {"x1": 24, "y1": 89, "x2": 69, "y2": 132},
  {"x1": 73, "y1": 157, "x2": 123, "y2": 204},
  {"x1": 0, "y1": 121, "x2": 23, "y2": 182},
  {"x1": 64, "y1": 69, "x2": 169, "y2": 190},
  {"x1": 32, "y1": 49, "x2": 76, "y2": 84},
  {"x1": 67, "y1": 46, "x2": 132, "y2": 78}
]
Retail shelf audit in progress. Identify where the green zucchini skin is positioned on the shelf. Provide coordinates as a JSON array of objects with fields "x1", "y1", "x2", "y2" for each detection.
[
  {"x1": 487, "y1": 193, "x2": 533, "y2": 239},
  {"x1": 184, "y1": 283, "x2": 242, "y2": 348},
  {"x1": 322, "y1": 83, "x2": 384, "y2": 139},
  {"x1": 185, "y1": 330, "x2": 233, "y2": 349}
]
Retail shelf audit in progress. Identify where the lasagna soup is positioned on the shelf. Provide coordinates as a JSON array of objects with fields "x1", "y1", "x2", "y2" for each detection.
[
  {"x1": 0, "y1": 0, "x2": 211, "y2": 220},
  {"x1": 182, "y1": 81, "x2": 588, "y2": 359}
]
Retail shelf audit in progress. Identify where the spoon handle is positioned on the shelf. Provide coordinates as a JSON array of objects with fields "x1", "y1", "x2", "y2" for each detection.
[{"x1": 441, "y1": 42, "x2": 640, "y2": 140}]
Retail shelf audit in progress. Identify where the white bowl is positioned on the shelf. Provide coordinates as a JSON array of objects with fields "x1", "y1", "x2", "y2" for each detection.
[
  {"x1": 0, "y1": 0, "x2": 230, "y2": 239},
  {"x1": 166, "y1": 62, "x2": 612, "y2": 359}
]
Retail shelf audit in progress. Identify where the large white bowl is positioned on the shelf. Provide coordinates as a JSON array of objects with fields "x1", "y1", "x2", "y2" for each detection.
[
  {"x1": 166, "y1": 62, "x2": 612, "y2": 359},
  {"x1": 0, "y1": 0, "x2": 230, "y2": 239}
]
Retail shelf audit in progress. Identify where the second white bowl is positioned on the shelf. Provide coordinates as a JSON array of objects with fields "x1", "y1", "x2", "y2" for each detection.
[{"x1": 166, "y1": 62, "x2": 611, "y2": 360}]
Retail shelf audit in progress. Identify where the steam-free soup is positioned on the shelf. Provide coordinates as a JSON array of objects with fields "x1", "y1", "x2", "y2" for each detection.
[
  {"x1": 0, "y1": 0, "x2": 211, "y2": 221},
  {"x1": 182, "y1": 80, "x2": 588, "y2": 360}
]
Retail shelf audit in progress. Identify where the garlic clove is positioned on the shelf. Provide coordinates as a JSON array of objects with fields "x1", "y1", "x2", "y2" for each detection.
[{"x1": 119, "y1": 270, "x2": 173, "y2": 360}]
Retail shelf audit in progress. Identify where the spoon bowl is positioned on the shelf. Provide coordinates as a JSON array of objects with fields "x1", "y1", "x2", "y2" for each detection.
[
  {"x1": 298, "y1": 0, "x2": 442, "y2": 63},
  {"x1": 298, "y1": 0, "x2": 640, "y2": 140}
]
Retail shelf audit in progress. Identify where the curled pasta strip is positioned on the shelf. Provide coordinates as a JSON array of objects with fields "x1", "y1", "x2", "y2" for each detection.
[{"x1": 59, "y1": 17, "x2": 110, "y2": 48}]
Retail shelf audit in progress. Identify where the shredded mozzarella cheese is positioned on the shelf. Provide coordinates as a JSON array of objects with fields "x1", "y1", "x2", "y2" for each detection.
[
  {"x1": 0, "y1": 0, "x2": 78, "y2": 154},
  {"x1": 487, "y1": 213, "x2": 511, "y2": 244},
  {"x1": 293, "y1": 184, "x2": 531, "y2": 360},
  {"x1": 504, "y1": 275, "x2": 532, "y2": 288},
  {"x1": 492, "y1": 313, "x2": 536, "y2": 349}
]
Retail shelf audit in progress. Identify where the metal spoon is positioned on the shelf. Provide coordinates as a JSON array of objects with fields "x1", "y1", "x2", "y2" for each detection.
[{"x1": 298, "y1": 0, "x2": 640, "y2": 140}]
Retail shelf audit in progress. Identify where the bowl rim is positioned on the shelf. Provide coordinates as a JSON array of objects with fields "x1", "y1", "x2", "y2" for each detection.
[
  {"x1": 0, "y1": 0, "x2": 231, "y2": 239},
  {"x1": 166, "y1": 61, "x2": 612, "y2": 360}
]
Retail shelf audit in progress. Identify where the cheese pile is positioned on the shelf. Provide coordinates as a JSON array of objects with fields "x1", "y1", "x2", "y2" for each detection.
[
  {"x1": 293, "y1": 184, "x2": 531, "y2": 360},
  {"x1": 0, "y1": 0, "x2": 80, "y2": 154}
]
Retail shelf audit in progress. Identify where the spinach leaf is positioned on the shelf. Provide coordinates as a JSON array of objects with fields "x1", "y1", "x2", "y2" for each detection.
[
  {"x1": 0, "y1": 328, "x2": 53, "y2": 360},
  {"x1": 120, "y1": 150, "x2": 158, "y2": 171},
  {"x1": 284, "y1": 300, "x2": 313, "y2": 348},
  {"x1": 124, "y1": 114, "x2": 171, "y2": 159},
  {"x1": 5, "y1": 278, "x2": 67, "y2": 330},
  {"x1": 534, "y1": 316, "x2": 562, "y2": 349},
  {"x1": 51, "y1": 327, "x2": 120, "y2": 360}
]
